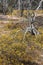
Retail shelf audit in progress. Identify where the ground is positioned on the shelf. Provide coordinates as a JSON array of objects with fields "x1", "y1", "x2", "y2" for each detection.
[{"x1": 0, "y1": 11, "x2": 43, "y2": 65}]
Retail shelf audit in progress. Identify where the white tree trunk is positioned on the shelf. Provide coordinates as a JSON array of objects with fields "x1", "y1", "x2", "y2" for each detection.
[
  {"x1": 18, "y1": 0, "x2": 21, "y2": 10},
  {"x1": 36, "y1": 0, "x2": 43, "y2": 10}
]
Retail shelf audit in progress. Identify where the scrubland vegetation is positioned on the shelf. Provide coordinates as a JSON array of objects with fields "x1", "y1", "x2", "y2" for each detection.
[
  {"x1": 0, "y1": 0, "x2": 43, "y2": 64},
  {"x1": 0, "y1": 19, "x2": 43, "y2": 65}
]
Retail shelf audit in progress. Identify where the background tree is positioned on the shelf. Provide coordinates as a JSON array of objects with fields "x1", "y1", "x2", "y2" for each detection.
[{"x1": 2, "y1": 0, "x2": 8, "y2": 14}]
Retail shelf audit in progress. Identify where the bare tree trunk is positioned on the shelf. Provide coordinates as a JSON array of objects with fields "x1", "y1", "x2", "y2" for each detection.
[
  {"x1": 36, "y1": 0, "x2": 43, "y2": 10},
  {"x1": 3, "y1": 0, "x2": 8, "y2": 14},
  {"x1": 27, "y1": 0, "x2": 31, "y2": 10},
  {"x1": 18, "y1": 0, "x2": 21, "y2": 10},
  {"x1": 26, "y1": 0, "x2": 40, "y2": 35},
  {"x1": 20, "y1": 1, "x2": 24, "y2": 17},
  {"x1": 18, "y1": 0, "x2": 24, "y2": 17}
]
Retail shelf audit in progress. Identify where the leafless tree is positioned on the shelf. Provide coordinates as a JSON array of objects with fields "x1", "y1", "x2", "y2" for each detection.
[
  {"x1": 26, "y1": 0, "x2": 43, "y2": 36},
  {"x1": 2, "y1": 0, "x2": 8, "y2": 14}
]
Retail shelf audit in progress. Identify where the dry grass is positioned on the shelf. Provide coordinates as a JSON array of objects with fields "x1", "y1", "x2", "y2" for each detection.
[{"x1": 0, "y1": 21, "x2": 43, "y2": 65}]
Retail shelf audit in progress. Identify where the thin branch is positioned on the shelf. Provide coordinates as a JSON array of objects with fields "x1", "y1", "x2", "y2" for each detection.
[{"x1": 36, "y1": 0, "x2": 43, "y2": 10}]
